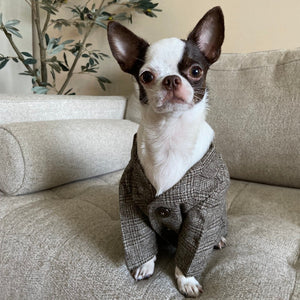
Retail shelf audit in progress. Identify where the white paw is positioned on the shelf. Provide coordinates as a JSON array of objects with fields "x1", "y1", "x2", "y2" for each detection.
[
  {"x1": 214, "y1": 236, "x2": 227, "y2": 250},
  {"x1": 175, "y1": 266, "x2": 203, "y2": 298},
  {"x1": 131, "y1": 256, "x2": 156, "y2": 281}
]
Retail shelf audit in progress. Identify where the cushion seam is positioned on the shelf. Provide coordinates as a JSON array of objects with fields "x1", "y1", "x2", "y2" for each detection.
[{"x1": 0, "y1": 127, "x2": 26, "y2": 195}]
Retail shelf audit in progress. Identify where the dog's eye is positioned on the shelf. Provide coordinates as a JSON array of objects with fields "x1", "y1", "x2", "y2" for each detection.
[
  {"x1": 140, "y1": 71, "x2": 154, "y2": 84},
  {"x1": 189, "y1": 65, "x2": 203, "y2": 79}
]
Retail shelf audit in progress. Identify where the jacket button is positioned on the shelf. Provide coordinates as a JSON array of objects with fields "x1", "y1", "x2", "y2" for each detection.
[{"x1": 156, "y1": 207, "x2": 171, "y2": 218}]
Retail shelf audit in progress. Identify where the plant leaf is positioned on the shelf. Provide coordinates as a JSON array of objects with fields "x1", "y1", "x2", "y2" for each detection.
[
  {"x1": 58, "y1": 61, "x2": 69, "y2": 71},
  {"x1": 21, "y1": 52, "x2": 33, "y2": 57},
  {"x1": 64, "y1": 88, "x2": 73, "y2": 95},
  {"x1": 50, "y1": 69, "x2": 56, "y2": 81},
  {"x1": 5, "y1": 19, "x2": 20, "y2": 27},
  {"x1": 95, "y1": 19, "x2": 107, "y2": 29},
  {"x1": 49, "y1": 44, "x2": 64, "y2": 55},
  {"x1": 19, "y1": 71, "x2": 33, "y2": 76},
  {"x1": 45, "y1": 33, "x2": 50, "y2": 46},
  {"x1": 97, "y1": 76, "x2": 112, "y2": 83},
  {"x1": 50, "y1": 63, "x2": 61, "y2": 73},
  {"x1": 32, "y1": 86, "x2": 48, "y2": 94},
  {"x1": 6, "y1": 27, "x2": 22, "y2": 38},
  {"x1": 63, "y1": 52, "x2": 69, "y2": 67},
  {"x1": 24, "y1": 58, "x2": 37, "y2": 65},
  {"x1": 0, "y1": 59, "x2": 9, "y2": 69},
  {"x1": 98, "y1": 80, "x2": 106, "y2": 90},
  {"x1": 61, "y1": 39, "x2": 74, "y2": 45}
]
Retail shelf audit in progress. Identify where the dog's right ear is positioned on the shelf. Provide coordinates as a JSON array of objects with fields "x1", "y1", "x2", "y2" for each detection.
[
  {"x1": 187, "y1": 6, "x2": 224, "y2": 65},
  {"x1": 107, "y1": 21, "x2": 149, "y2": 75}
]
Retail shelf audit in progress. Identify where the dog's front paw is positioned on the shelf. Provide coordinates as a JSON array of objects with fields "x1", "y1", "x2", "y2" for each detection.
[
  {"x1": 214, "y1": 236, "x2": 227, "y2": 250},
  {"x1": 131, "y1": 256, "x2": 156, "y2": 281},
  {"x1": 175, "y1": 266, "x2": 203, "y2": 298}
]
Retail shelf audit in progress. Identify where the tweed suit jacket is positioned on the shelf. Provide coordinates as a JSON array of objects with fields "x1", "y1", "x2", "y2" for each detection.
[{"x1": 119, "y1": 134, "x2": 230, "y2": 278}]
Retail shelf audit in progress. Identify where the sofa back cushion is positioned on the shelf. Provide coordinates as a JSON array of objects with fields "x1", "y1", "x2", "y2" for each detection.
[
  {"x1": 0, "y1": 95, "x2": 127, "y2": 125},
  {"x1": 206, "y1": 48, "x2": 300, "y2": 188}
]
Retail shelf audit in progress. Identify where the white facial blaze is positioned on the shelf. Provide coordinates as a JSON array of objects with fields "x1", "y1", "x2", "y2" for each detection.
[
  {"x1": 140, "y1": 38, "x2": 194, "y2": 113},
  {"x1": 141, "y1": 38, "x2": 185, "y2": 77}
]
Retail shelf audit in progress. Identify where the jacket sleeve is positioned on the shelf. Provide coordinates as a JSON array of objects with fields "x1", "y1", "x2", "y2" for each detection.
[
  {"x1": 119, "y1": 166, "x2": 158, "y2": 271},
  {"x1": 175, "y1": 169, "x2": 228, "y2": 278}
]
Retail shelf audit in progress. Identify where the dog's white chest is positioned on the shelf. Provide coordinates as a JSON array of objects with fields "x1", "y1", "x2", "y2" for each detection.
[
  {"x1": 137, "y1": 102, "x2": 214, "y2": 196},
  {"x1": 138, "y1": 134, "x2": 190, "y2": 196}
]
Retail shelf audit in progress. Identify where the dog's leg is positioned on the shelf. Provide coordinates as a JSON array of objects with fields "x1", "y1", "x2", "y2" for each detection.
[
  {"x1": 131, "y1": 256, "x2": 156, "y2": 281},
  {"x1": 175, "y1": 266, "x2": 203, "y2": 297}
]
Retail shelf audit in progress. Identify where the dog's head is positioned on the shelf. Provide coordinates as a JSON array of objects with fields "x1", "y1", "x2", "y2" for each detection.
[{"x1": 107, "y1": 7, "x2": 224, "y2": 114}]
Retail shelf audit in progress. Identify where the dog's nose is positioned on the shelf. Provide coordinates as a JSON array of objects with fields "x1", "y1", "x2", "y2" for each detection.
[{"x1": 162, "y1": 75, "x2": 182, "y2": 91}]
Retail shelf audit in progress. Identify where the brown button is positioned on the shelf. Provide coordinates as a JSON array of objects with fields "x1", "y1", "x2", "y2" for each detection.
[{"x1": 156, "y1": 207, "x2": 171, "y2": 218}]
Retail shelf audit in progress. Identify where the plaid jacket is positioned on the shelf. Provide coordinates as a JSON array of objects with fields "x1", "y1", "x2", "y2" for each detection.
[{"x1": 119, "y1": 134, "x2": 230, "y2": 278}]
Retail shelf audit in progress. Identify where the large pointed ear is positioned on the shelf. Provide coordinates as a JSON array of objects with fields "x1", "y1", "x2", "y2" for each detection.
[
  {"x1": 187, "y1": 6, "x2": 224, "y2": 65},
  {"x1": 107, "y1": 21, "x2": 149, "y2": 75}
]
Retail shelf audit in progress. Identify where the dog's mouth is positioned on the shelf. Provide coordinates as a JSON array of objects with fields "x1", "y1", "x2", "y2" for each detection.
[
  {"x1": 163, "y1": 95, "x2": 186, "y2": 104},
  {"x1": 162, "y1": 89, "x2": 191, "y2": 105},
  {"x1": 155, "y1": 93, "x2": 193, "y2": 113}
]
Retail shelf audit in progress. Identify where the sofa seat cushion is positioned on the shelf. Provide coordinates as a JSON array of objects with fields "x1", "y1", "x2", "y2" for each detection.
[{"x1": 0, "y1": 173, "x2": 299, "y2": 299}]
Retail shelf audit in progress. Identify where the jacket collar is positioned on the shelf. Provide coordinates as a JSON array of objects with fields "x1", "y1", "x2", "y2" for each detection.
[{"x1": 130, "y1": 134, "x2": 219, "y2": 208}]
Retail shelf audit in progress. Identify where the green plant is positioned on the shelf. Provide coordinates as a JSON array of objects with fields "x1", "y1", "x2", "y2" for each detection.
[{"x1": 0, "y1": 0, "x2": 161, "y2": 94}]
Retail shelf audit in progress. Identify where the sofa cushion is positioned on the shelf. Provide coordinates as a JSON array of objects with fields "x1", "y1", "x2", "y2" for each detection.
[
  {"x1": 0, "y1": 173, "x2": 299, "y2": 299},
  {"x1": 207, "y1": 48, "x2": 300, "y2": 188},
  {"x1": 0, "y1": 119, "x2": 138, "y2": 195},
  {"x1": 0, "y1": 94, "x2": 127, "y2": 125}
]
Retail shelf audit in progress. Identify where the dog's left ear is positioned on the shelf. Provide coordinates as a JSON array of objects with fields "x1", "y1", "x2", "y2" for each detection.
[
  {"x1": 188, "y1": 6, "x2": 224, "y2": 65},
  {"x1": 107, "y1": 21, "x2": 149, "y2": 75}
]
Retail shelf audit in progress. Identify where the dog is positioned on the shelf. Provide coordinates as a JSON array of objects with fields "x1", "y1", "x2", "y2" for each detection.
[{"x1": 107, "y1": 6, "x2": 230, "y2": 298}]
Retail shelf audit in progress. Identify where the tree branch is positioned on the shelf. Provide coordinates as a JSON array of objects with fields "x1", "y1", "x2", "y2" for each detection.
[
  {"x1": 57, "y1": 0, "x2": 106, "y2": 95},
  {"x1": 42, "y1": 11, "x2": 51, "y2": 35},
  {"x1": 1, "y1": 24, "x2": 42, "y2": 86},
  {"x1": 32, "y1": 0, "x2": 47, "y2": 83}
]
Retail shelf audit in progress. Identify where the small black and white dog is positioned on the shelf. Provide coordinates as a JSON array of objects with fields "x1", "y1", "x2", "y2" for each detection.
[{"x1": 108, "y1": 7, "x2": 229, "y2": 298}]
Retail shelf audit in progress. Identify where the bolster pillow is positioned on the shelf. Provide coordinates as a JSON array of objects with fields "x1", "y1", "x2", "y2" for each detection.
[{"x1": 0, "y1": 119, "x2": 138, "y2": 195}]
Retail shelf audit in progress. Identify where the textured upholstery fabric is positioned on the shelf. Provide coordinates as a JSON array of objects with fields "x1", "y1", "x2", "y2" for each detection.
[
  {"x1": 125, "y1": 48, "x2": 300, "y2": 189},
  {"x1": 0, "y1": 119, "x2": 138, "y2": 195},
  {"x1": 0, "y1": 94, "x2": 127, "y2": 125},
  {"x1": 0, "y1": 172, "x2": 299, "y2": 299},
  {"x1": 207, "y1": 48, "x2": 300, "y2": 188}
]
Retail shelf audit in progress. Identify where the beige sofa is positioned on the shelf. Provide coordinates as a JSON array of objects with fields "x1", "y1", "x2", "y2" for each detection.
[{"x1": 0, "y1": 48, "x2": 299, "y2": 300}]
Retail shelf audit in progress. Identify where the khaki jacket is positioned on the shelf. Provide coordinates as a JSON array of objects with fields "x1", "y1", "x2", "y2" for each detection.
[{"x1": 119, "y1": 135, "x2": 230, "y2": 278}]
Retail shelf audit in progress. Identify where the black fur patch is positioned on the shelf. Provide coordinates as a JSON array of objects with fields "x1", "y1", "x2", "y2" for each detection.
[{"x1": 178, "y1": 40, "x2": 210, "y2": 103}]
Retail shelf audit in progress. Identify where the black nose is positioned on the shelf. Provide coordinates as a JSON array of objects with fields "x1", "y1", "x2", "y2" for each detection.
[{"x1": 162, "y1": 75, "x2": 182, "y2": 91}]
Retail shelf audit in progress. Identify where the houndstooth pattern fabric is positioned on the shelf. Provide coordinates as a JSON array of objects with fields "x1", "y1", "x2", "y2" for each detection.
[{"x1": 119, "y1": 134, "x2": 230, "y2": 278}]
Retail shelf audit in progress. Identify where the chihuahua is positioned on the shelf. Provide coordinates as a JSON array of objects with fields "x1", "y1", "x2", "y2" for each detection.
[{"x1": 108, "y1": 6, "x2": 230, "y2": 298}]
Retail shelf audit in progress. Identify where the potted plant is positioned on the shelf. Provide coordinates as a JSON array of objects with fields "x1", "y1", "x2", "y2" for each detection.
[{"x1": 0, "y1": 0, "x2": 161, "y2": 94}]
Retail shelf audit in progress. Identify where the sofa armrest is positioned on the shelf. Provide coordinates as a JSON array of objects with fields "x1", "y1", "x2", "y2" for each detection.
[{"x1": 0, "y1": 94, "x2": 127, "y2": 125}]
